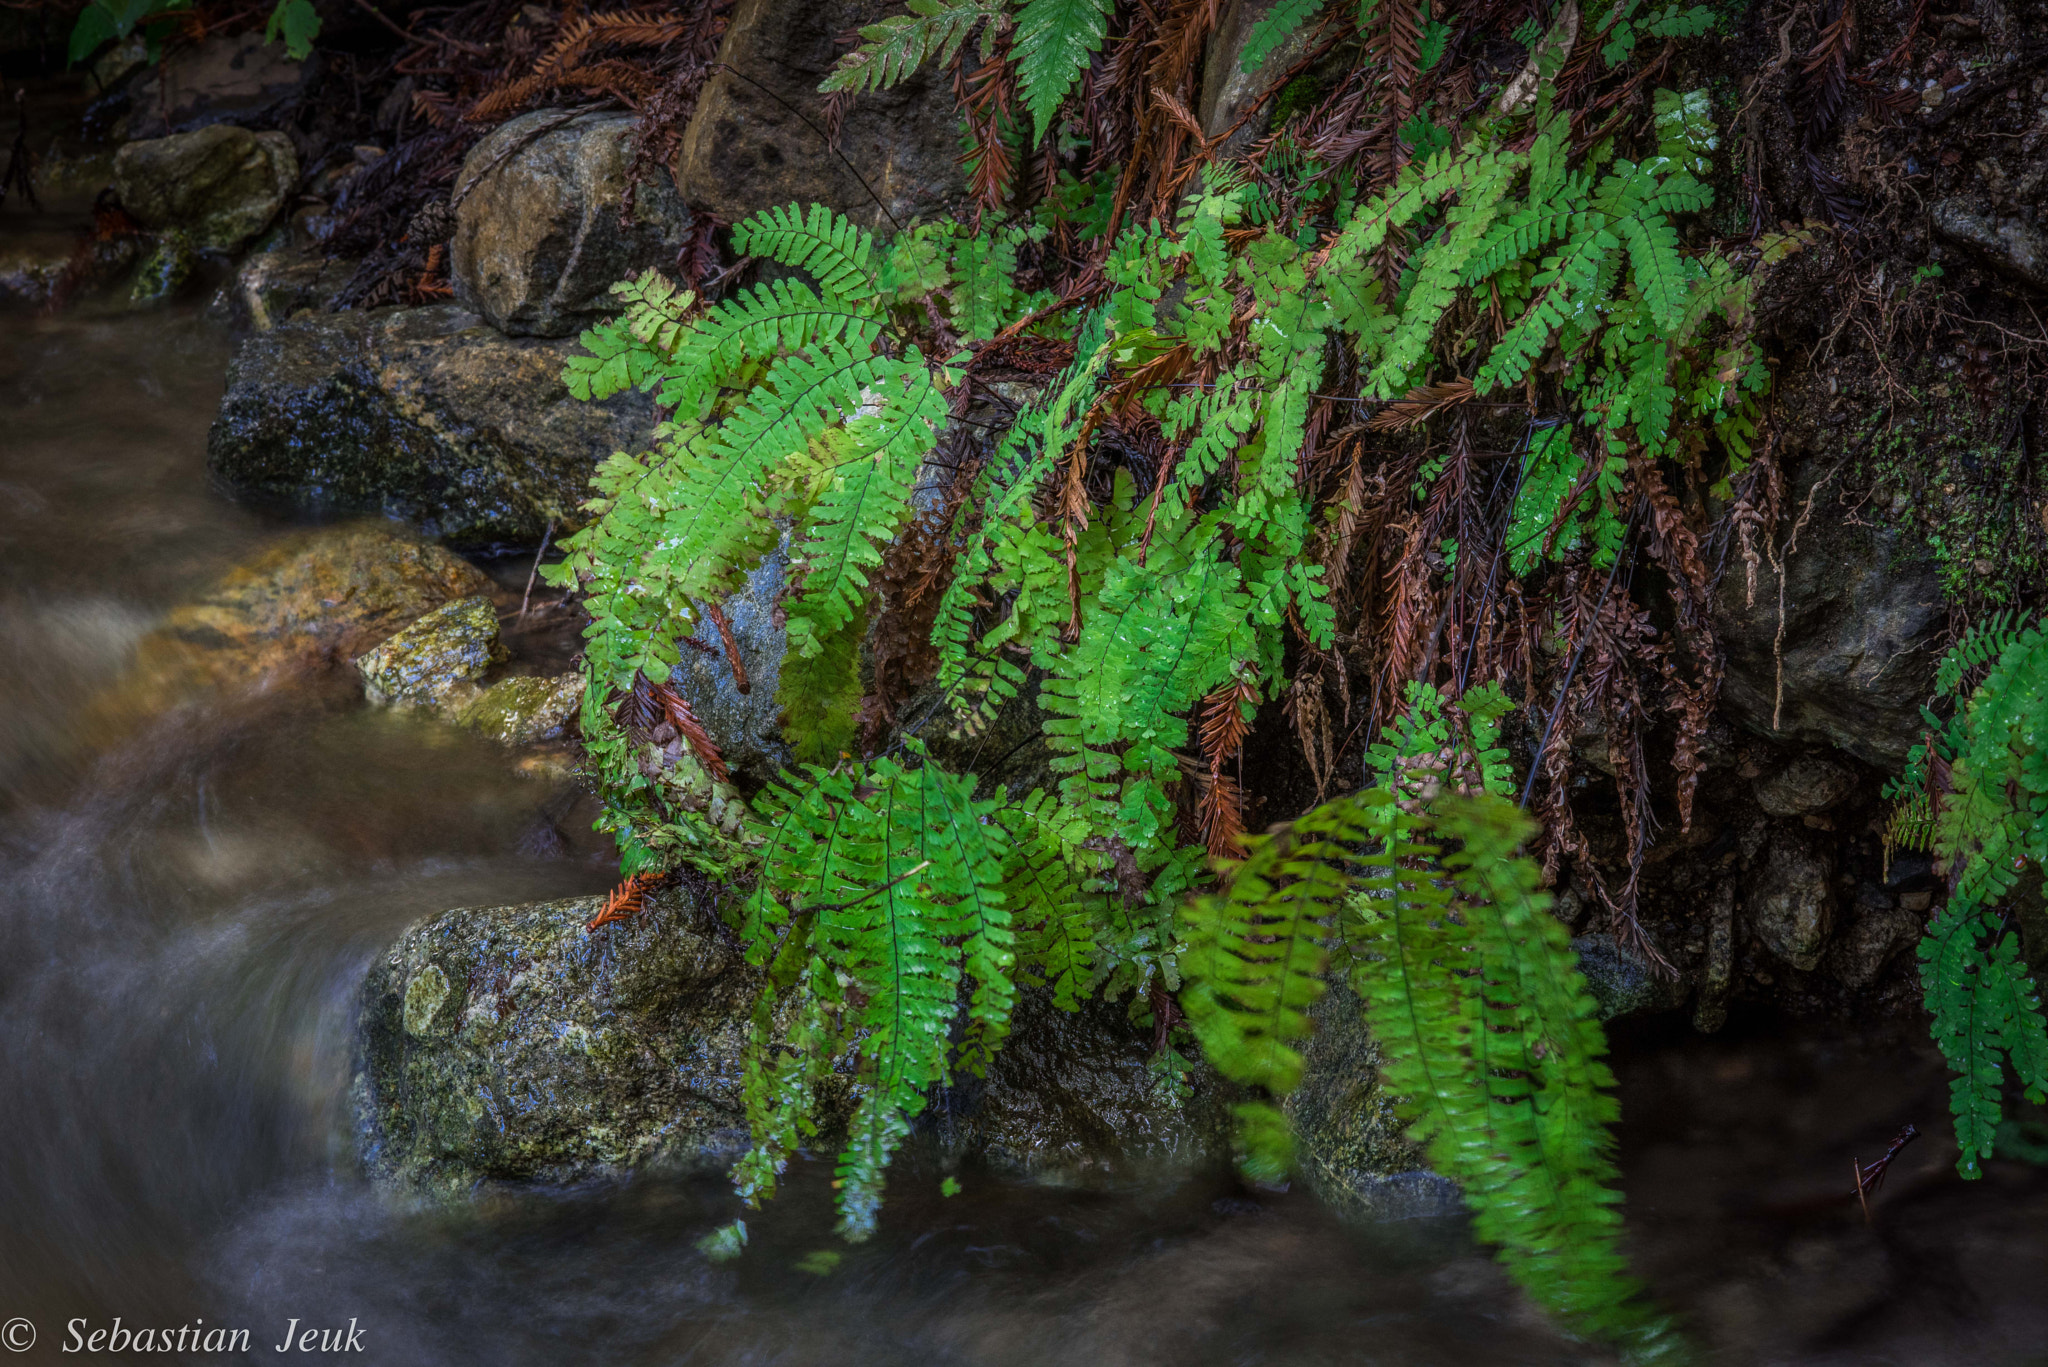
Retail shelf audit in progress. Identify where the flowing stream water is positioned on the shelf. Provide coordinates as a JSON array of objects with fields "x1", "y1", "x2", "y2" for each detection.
[{"x1": 2, "y1": 307, "x2": 2046, "y2": 1366}]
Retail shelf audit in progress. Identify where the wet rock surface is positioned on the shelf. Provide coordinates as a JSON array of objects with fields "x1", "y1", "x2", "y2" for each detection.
[
  {"x1": 227, "y1": 243, "x2": 359, "y2": 328},
  {"x1": 206, "y1": 304, "x2": 656, "y2": 546},
  {"x1": 355, "y1": 888, "x2": 777, "y2": 1198},
  {"x1": 355, "y1": 889, "x2": 1433, "y2": 1205},
  {"x1": 675, "y1": 0, "x2": 966, "y2": 231},
  {"x1": 355, "y1": 594, "x2": 505, "y2": 710},
  {"x1": 112, "y1": 124, "x2": 298, "y2": 253},
  {"x1": 1749, "y1": 831, "x2": 1837, "y2": 973},
  {"x1": 452, "y1": 108, "x2": 693, "y2": 337},
  {"x1": 933, "y1": 990, "x2": 1236, "y2": 1179},
  {"x1": 1573, "y1": 931, "x2": 1692, "y2": 1022},
  {"x1": 455, "y1": 672, "x2": 586, "y2": 745},
  {"x1": 76, "y1": 523, "x2": 493, "y2": 741},
  {"x1": 1286, "y1": 984, "x2": 1459, "y2": 1221}
]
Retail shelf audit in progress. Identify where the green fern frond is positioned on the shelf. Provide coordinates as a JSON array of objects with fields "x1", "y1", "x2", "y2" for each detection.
[
  {"x1": 1936, "y1": 608, "x2": 2029, "y2": 697},
  {"x1": 1012, "y1": 0, "x2": 1113, "y2": 145},
  {"x1": 1239, "y1": 0, "x2": 1328, "y2": 71},
  {"x1": 734, "y1": 203, "x2": 880, "y2": 308},
  {"x1": 820, "y1": 0, "x2": 1010, "y2": 94}
]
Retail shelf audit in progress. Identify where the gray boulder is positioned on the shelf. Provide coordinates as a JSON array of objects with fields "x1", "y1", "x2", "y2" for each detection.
[
  {"x1": 354, "y1": 888, "x2": 1227, "y2": 1197},
  {"x1": 452, "y1": 109, "x2": 694, "y2": 338},
  {"x1": 112, "y1": 124, "x2": 298, "y2": 252},
  {"x1": 675, "y1": 0, "x2": 966, "y2": 232},
  {"x1": 353, "y1": 888, "x2": 1442, "y2": 1212},
  {"x1": 1712, "y1": 455, "x2": 1944, "y2": 769},
  {"x1": 125, "y1": 30, "x2": 313, "y2": 138},
  {"x1": 206, "y1": 304, "x2": 657, "y2": 546}
]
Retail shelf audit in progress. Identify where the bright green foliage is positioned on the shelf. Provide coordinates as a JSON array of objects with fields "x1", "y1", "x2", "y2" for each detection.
[
  {"x1": 552, "y1": 60, "x2": 1751, "y2": 1350},
  {"x1": 1887, "y1": 615, "x2": 2048, "y2": 1176},
  {"x1": 1182, "y1": 687, "x2": 1673, "y2": 1352},
  {"x1": 1597, "y1": 0, "x2": 1716, "y2": 68},
  {"x1": 1307, "y1": 108, "x2": 1751, "y2": 567},
  {"x1": 1013, "y1": 0, "x2": 1115, "y2": 143},
  {"x1": 263, "y1": 0, "x2": 319, "y2": 58},
  {"x1": 1181, "y1": 701, "x2": 1669, "y2": 1352},
  {"x1": 821, "y1": 0, "x2": 1011, "y2": 94},
  {"x1": 736, "y1": 749, "x2": 1014, "y2": 1237}
]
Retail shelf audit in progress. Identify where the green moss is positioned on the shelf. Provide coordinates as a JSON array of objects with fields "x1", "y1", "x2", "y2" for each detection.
[
  {"x1": 1853, "y1": 374, "x2": 2045, "y2": 606},
  {"x1": 128, "y1": 229, "x2": 197, "y2": 309}
]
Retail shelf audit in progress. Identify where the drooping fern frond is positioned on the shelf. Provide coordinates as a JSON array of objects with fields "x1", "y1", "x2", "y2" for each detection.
[
  {"x1": 735, "y1": 749, "x2": 1015, "y2": 1237},
  {"x1": 1888, "y1": 615, "x2": 2048, "y2": 1176},
  {"x1": 1181, "y1": 771, "x2": 1672, "y2": 1352},
  {"x1": 1012, "y1": 0, "x2": 1115, "y2": 144},
  {"x1": 820, "y1": 0, "x2": 1011, "y2": 94},
  {"x1": 1181, "y1": 686, "x2": 1674, "y2": 1353}
]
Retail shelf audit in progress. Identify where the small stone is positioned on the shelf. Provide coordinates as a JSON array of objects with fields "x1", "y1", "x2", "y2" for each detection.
[
  {"x1": 454, "y1": 672, "x2": 585, "y2": 745},
  {"x1": 1749, "y1": 833, "x2": 1837, "y2": 971},
  {"x1": 127, "y1": 228, "x2": 199, "y2": 308},
  {"x1": 355, "y1": 595, "x2": 505, "y2": 710},
  {"x1": 112, "y1": 124, "x2": 298, "y2": 253},
  {"x1": 1754, "y1": 756, "x2": 1858, "y2": 816}
]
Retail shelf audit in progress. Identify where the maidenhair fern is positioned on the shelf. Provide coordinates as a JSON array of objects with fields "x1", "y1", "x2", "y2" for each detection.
[
  {"x1": 1886, "y1": 614, "x2": 2048, "y2": 1176},
  {"x1": 1182, "y1": 689, "x2": 1672, "y2": 1353},
  {"x1": 549, "y1": 43, "x2": 1759, "y2": 1348}
]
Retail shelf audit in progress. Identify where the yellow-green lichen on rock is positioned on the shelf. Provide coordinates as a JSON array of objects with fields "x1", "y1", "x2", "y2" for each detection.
[
  {"x1": 354, "y1": 595, "x2": 504, "y2": 710},
  {"x1": 454, "y1": 672, "x2": 585, "y2": 744}
]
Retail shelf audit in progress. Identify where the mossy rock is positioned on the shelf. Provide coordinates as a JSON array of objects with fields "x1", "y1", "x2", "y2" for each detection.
[
  {"x1": 353, "y1": 595, "x2": 504, "y2": 710},
  {"x1": 454, "y1": 673, "x2": 585, "y2": 745},
  {"x1": 75, "y1": 524, "x2": 492, "y2": 747},
  {"x1": 354, "y1": 888, "x2": 1447, "y2": 1212}
]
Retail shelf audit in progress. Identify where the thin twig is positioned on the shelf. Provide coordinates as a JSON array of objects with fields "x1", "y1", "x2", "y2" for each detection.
[{"x1": 517, "y1": 518, "x2": 555, "y2": 624}]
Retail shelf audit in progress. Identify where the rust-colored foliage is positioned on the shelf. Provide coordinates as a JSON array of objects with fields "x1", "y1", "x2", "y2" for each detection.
[
  {"x1": 587, "y1": 872, "x2": 662, "y2": 930},
  {"x1": 1196, "y1": 672, "x2": 1259, "y2": 857},
  {"x1": 614, "y1": 672, "x2": 731, "y2": 783}
]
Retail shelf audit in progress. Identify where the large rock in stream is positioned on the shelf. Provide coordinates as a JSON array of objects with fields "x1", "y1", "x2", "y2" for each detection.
[
  {"x1": 206, "y1": 304, "x2": 656, "y2": 546},
  {"x1": 112, "y1": 124, "x2": 298, "y2": 253},
  {"x1": 353, "y1": 887, "x2": 1444, "y2": 1210},
  {"x1": 74, "y1": 523, "x2": 493, "y2": 745}
]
